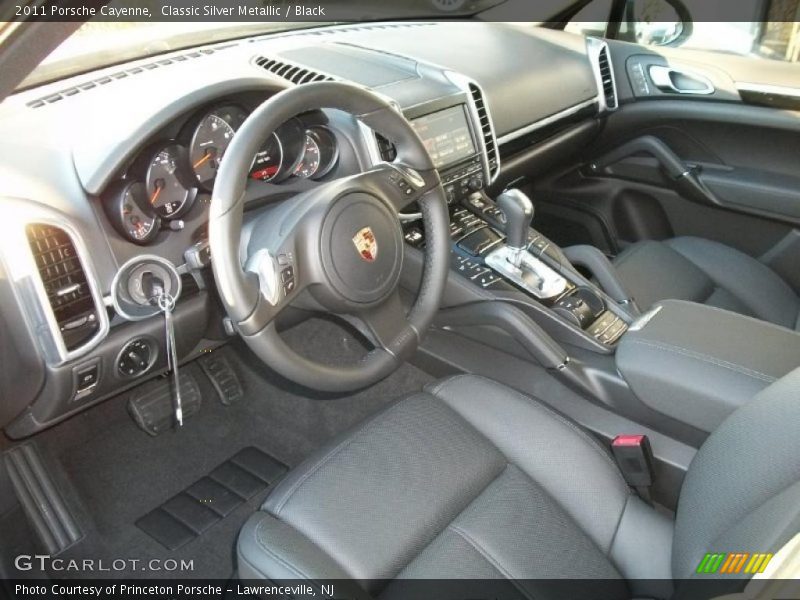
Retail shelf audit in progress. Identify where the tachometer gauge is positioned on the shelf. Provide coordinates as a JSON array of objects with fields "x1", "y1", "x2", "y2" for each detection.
[
  {"x1": 298, "y1": 126, "x2": 339, "y2": 180},
  {"x1": 106, "y1": 181, "x2": 160, "y2": 245},
  {"x1": 189, "y1": 105, "x2": 247, "y2": 189},
  {"x1": 249, "y1": 134, "x2": 283, "y2": 182},
  {"x1": 145, "y1": 144, "x2": 196, "y2": 219},
  {"x1": 294, "y1": 133, "x2": 321, "y2": 179}
]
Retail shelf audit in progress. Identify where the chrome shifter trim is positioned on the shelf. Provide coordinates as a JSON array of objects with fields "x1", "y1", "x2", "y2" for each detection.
[{"x1": 485, "y1": 245, "x2": 568, "y2": 299}]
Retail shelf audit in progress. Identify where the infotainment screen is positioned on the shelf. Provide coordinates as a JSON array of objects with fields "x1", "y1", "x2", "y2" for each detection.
[{"x1": 411, "y1": 105, "x2": 476, "y2": 170}]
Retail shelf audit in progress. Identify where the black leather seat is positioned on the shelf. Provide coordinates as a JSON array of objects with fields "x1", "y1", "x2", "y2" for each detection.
[
  {"x1": 237, "y1": 372, "x2": 800, "y2": 597},
  {"x1": 613, "y1": 237, "x2": 800, "y2": 330}
]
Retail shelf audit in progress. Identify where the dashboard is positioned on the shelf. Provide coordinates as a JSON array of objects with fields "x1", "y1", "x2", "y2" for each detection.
[{"x1": 0, "y1": 21, "x2": 610, "y2": 436}]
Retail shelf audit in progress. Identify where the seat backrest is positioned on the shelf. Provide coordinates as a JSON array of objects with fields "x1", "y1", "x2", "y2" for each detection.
[{"x1": 673, "y1": 366, "x2": 800, "y2": 578}]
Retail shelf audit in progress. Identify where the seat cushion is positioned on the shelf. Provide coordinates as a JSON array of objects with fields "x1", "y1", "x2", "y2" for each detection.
[
  {"x1": 238, "y1": 375, "x2": 674, "y2": 598},
  {"x1": 613, "y1": 237, "x2": 800, "y2": 330}
]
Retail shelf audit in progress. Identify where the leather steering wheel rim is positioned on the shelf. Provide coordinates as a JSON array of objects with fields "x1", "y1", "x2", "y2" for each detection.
[{"x1": 209, "y1": 82, "x2": 450, "y2": 392}]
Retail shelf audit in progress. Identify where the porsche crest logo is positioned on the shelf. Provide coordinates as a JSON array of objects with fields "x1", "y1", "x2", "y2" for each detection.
[{"x1": 352, "y1": 227, "x2": 378, "y2": 262}]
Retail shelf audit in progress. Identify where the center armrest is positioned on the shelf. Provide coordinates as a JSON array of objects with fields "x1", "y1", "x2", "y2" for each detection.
[{"x1": 616, "y1": 300, "x2": 800, "y2": 433}]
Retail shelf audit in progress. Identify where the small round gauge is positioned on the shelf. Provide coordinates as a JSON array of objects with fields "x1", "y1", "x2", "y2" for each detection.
[
  {"x1": 249, "y1": 134, "x2": 283, "y2": 182},
  {"x1": 295, "y1": 127, "x2": 339, "y2": 180},
  {"x1": 145, "y1": 144, "x2": 196, "y2": 219},
  {"x1": 294, "y1": 134, "x2": 321, "y2": 179},
  {"x1": 189, "y1": 105, "x2": 248, "y2": 189},
  {"x1": 106, "y1": 181, "x2": 160, "y2": 245}
]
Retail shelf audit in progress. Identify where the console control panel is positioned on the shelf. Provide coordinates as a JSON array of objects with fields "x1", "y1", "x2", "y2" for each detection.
[
  {"x1": 402, "y1": 195, "x2": 629, "y2": 345},
  {"x1": 441, "y1": 156, "x2": 485, "y2": 205}
]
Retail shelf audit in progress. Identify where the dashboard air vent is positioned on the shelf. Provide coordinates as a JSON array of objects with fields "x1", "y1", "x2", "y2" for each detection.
[
  {"x1": 587, "y1": 38, "x2": 618, "y2": 112},
  {"x1": 597, "y1": 46, "x2": 618, "y2": 110},
  {"x1": 253, "y1": 56, "x2": 334, "y2": 85},
  {"x1": 26, "y1": 224, "x2": 99, "y2": 350},
  {"x1": 375, "y1": 133, "x2": 397, "y2": 162},
  {"x1": 468, "y1": 83, "x2": 499, "y2": 180}
]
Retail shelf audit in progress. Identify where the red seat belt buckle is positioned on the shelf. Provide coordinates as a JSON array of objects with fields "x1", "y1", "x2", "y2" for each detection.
[{"x1": 611, "y1": 434, "x2": 654, "y2": 488}]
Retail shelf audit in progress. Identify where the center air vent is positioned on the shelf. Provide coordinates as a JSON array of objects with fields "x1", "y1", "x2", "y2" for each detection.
[
  {"x1": 252, "y1": 56, "x2": 334, "y2": 85},
  {"x1": 588, "y1": 38, "x2": 618, "y2": 112},
  {"x1": 26, "y1": 224, "x2": 99, "y2": 351},
  {"x1": 468, "y1": 83, "x2": 499, "y2": 181}
]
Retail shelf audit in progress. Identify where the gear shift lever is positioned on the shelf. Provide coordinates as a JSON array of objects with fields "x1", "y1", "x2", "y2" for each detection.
[
  {"x1": 485, "y1": 188, "x2": 568, "y2": 298},
  {"x1": 496, "y1": 189, "x2": 534, "y2": 265}
]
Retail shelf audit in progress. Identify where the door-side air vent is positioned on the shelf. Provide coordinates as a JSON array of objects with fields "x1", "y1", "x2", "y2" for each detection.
[
  {"x1": 597, "y1": 47, "x2": 618, "y2": 109},
  {"x1": 26, "y1": 224, "x2": 100, "y2": 350},
  {"x1": 588, "y1": 38, "x2": 618, "y2": 112},
  {"x1": 252, "y1": 56, "x2": 335, "y2": 85},
  {"x1": 468, "y1": 83, "x2": 500, "y2": 181}
]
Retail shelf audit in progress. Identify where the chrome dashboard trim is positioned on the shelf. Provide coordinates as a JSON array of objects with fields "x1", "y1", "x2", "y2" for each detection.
[
  {"x1": 496, "y1": 98, "x2": 598, "y2": 146},
  {"x1": 0, "y1": 198, "x2": 110, "y2": 366},
  {"x1": 444, "y1": 71, "x2": 501, "y2": 185},
  {"x1": 736, "y1": 82, "x2": 800, "y2": 99}
]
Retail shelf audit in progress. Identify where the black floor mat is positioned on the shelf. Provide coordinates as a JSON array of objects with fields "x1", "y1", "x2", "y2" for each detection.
[
  {"x1": 24, "y1": 318, "x2": 435, "y2": 579},
  {"x1": 136, "y1": 447, "x2": 287, "y2": 550}
]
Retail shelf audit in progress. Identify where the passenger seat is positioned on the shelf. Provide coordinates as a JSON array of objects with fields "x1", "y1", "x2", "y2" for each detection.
[{"x1": 613, "y1": 236, "x2": 800, "y2": 330}]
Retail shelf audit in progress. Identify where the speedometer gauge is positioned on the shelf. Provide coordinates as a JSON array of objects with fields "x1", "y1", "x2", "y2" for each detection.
[
  {"x1": 145, "y1": 144, "x2": 196, "y2": 219},
  {"x1": 189, "y1": 105, "x2": 247, "y2": 189},
  {"x1": 106, "y1": 181, "x2": 160, "y2": 245}
]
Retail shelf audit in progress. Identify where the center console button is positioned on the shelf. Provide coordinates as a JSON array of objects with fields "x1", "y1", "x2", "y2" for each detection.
[{"x1": 457, "y1": 227, "x2": 503, "y2": 256}]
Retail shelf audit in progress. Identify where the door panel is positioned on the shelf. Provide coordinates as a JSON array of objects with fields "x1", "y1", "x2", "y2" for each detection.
[{"x1": 534, "y1": 39, "x2": 800, "y2": 293}]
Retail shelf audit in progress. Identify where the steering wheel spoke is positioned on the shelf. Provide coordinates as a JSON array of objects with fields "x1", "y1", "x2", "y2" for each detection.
[
  {"x1": 359, "y1": 162, "x2": 441, "y2": 214},
  {"x1": 237, "y1": 227, "x2": 313, "y2": 335},
  {"x1": 354, "y1": 291, "x2": 419, "y2": 360}
]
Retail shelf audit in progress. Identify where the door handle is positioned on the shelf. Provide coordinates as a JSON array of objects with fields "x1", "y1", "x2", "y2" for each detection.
[{"x1": 648, "y1": 65, "x2": 715, "y2": 95}]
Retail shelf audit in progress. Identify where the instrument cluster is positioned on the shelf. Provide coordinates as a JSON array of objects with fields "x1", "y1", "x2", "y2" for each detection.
[{"x1": 103, "y1": 104, "x2": 339, "y2": 245}]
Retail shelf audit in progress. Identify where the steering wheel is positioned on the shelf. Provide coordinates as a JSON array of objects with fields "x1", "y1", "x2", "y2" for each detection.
[{"x1": 209, "y1": 82, "x2": 450, "y2": 392}]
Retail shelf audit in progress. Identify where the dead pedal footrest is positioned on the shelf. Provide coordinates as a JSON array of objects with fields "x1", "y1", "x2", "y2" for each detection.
[
  {"x1": 198, "y1": 352, "x2": 244, "y2": 405},
  {"x1": 135, "y1": 447, "x2": 287, "y2": 550},
  {"x1": 127, "y1": 372, "x2": 202, "y2": 436},
  {"x1": 4, "y1": 443, "x2": 83, "y2": 554}
]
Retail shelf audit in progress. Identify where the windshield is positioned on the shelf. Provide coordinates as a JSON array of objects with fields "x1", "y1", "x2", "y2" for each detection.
[
  {"x1": 16, "y1": 0, "x2": 511, "y2": 90},
  {"x1": 18, "y1": 22, "x2": 327, "y2": 89}
]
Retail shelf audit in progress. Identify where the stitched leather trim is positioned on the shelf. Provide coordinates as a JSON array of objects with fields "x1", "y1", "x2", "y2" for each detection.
[{"x1": 626, "y1": 339, "x2": 777, "y2": 383}]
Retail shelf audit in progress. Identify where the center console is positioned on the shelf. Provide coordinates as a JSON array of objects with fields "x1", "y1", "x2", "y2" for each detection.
[
  {"x1": 617, "y1": 300, "x2": 800, "y2": 433},
  {"x1": 402, "y1": 186, "x2": 630, "y2": 349}
]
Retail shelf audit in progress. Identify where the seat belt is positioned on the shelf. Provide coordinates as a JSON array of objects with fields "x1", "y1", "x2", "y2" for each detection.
[{"x1": 611, "y1": 434, "x2": 655, "y2": 503}]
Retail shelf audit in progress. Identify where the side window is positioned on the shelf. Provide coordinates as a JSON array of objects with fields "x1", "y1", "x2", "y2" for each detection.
[
  {"x1": 565, "y1": 0, "x2": 800, "y2": 63},
  {"x1": 564, "y1": 0, "x2": 614, "y2": 38}
]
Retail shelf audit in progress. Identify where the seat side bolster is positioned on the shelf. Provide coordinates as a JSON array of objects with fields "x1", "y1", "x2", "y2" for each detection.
[
  {"x1": 610, "y1": 495, "x2": 674, "y2": 597},
  {"x1": 238, "y1": 512, "x2": 366, "y2": 590},
  {"x1": 666, "y1": 236, "x2": 800, "y2": 328},
  {"x1": 613, "y1": 240, "x2": 713, "y2": 310},
  {"x1": 426, "y1": 374, "x2": 632, "y2": 554}
]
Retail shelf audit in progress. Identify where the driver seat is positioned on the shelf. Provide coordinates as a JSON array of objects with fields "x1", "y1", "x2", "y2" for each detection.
[{"x1": 237, "y1": 372, "x2": 800, "y2": 597}]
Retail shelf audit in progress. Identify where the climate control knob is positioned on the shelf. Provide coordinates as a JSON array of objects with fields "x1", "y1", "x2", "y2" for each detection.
[{"x1": 467, "y1": 176, "x2": 484, "y2": 192}]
